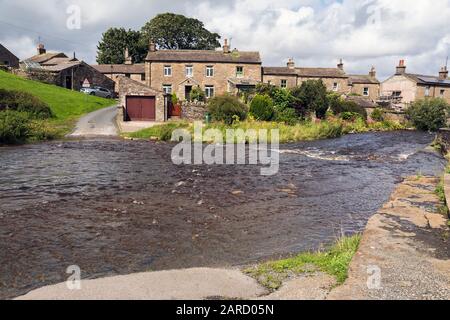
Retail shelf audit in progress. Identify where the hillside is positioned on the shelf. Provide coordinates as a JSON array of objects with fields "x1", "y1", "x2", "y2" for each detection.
[{"x1": 0, "y1": 70, "x2": 114, "y2": 120}]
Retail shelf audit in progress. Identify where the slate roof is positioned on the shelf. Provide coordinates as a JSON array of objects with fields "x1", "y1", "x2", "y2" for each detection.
[
  {"x1": 403, "y1": 73, "x2": 450, "y2": 87},
  {"x1": 263, "y1": 67, "x2": 348, "y2": 78},
  {"x1": 348, "y1": 74, "x2": 380, "y2": 84},
  {"x1": 146, "y1": 50, "x2": 261, "y2": 64},
  {"x1": 92, "y1": 64, "x2": 145, "y2": 74}
]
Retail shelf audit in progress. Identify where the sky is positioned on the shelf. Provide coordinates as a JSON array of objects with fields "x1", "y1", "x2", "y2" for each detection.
[{"x1": 0, "y1": 0, "x2": 449, "y2": 80}]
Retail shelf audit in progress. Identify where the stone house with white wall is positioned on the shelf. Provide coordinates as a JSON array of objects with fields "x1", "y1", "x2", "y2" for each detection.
[
  {"x1": 348, "y1": 67, "x2": 380, "y2": 101},
  {"x1": 144, "y1": 40, "x2": 262, "y2": 101},
  {"x1": 381, "y1": 60, "x2": 450, "y2": 109}
]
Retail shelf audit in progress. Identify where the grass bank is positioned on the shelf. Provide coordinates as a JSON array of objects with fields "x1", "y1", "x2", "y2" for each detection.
[
  {"x1": 244, "y1": 234, "x2": 361, "y2": 291},
  {"x1": 0, "y1": 70, "x2": 115, "y2": 142},
  {"x1": 125, "y1": 118, "x2": 407, "y2": 143}
]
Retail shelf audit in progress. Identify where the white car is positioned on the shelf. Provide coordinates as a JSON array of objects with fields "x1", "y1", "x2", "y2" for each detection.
[{"x1": 80, "y1": 87, "x2": 113, "y2": 99}]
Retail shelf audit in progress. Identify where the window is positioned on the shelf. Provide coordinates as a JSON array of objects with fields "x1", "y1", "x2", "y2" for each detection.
[
  {"x1": 205, "y1": 85, "x2": 215, "y2": 98},
  {"x1": 141, "y1": 73, "x2": 146, "y2": 81},
  {"x1": 206, "y1": 66, "x2": 214, "y2": 77},
  {"x1": 163, "y1": 84, "x2": 172, "y2": 94},
  {"x1": 425, "y1": 86, "x2": 431, "y2": 97},
  {"x1": 186, "y1": 65, "x2": 193, "y2": 78},
  {"x1": 281, "y1": 80, "x2": 287, "y2": 88},
  {"x1": 164, "y1": 65, "x2": 172, "y2": 77},
  {"x1": 332, "y1": 82, "x2": 339, "y2": 91},
  {"x1": 393, "y1": 91, "x2": 402, "y2": 97},
  {"x1": 363, "y1": 87, "x2": 369, "y2": 96},
  {"x1": 3, "y1": 61, "x2": 9, "y2": 66},
  {"x1": 236, "y1": 66, "x2": 244, "y2": 78},
  {"x1": 125, "y1": 73, "x2": 130, "y2": 78},
  {"x1": 440, "y1": 89, "x2": 445, "y2": 97}
]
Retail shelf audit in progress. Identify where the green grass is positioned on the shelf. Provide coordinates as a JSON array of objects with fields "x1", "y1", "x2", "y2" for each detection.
[
  {"x1": 244, "y1": 234, "x2": 362, "y2": 291},
  {"x1": 0, "y1": 70, "x2": 115, "y2": 138},
  {"x1": 125, "y1": 118, "x2": 407, "y2": 144}
]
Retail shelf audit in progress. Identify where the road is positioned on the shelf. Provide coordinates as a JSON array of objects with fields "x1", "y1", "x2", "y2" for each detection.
[{"x1": 68, "y1": 105, "x2": 119, "y2": 138}]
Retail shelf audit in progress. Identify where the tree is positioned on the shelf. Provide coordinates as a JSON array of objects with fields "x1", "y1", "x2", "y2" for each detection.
[
  {"x1": 406, "y1": 98, "x2": 449, "y2": 131},
  {"x1": 291, "y1": 80, "x2": 329, "y2": 119},
  {"x1": 96, "y1": 28, "x2": 146, "y2": 64},
  {"x1": 140, "y1": 13, "x2": 221, "y2": 50},
  {"x1": 250, "y1": 94, "x2": 275, "y2": 121}
]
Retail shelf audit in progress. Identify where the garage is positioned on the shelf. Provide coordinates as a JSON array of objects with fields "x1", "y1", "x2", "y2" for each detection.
[{"x1": 126, "y1": 96, "x2": 156, "y2": 121}]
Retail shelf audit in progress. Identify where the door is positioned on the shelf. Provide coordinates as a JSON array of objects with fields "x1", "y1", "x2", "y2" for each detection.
[
  {"x1": 65, "y1": 76, "x2": 72, "y2": 89},
  {"x1": 185, "y1": 86, "x2": 193, "y2": 101},
  {"x1": 126, "y1": 96, "x2": 156, "y2": 121}
]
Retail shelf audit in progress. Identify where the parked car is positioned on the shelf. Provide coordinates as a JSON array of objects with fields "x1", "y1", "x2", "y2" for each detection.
[{"x1": 80, "y1": 87, "x2": 114, "y2": 99}]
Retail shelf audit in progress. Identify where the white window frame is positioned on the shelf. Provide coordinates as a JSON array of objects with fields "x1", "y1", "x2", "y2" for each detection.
[
  {"x1": 363, "y1": 87, "x2": 369, "y2": 96},
  {"x1": 162, "y1": 84, "x2": 172, "y2": 94},
  {"x1": 164, "y1": 65, "x2": 172, "y2": 77},
  {"x1": 281, "y1": 79, "x2": 287, "y2": 88},
  {"x1": 185, "y1": 65, "x2": 193, "y2": 78},
  {"x1": 333, "y1": 82, "x2": 339, "y2": 91},
  {"x1": 205, "y1": 85, "x2": 215, "y2": 98},
  {"x1": 236, "y1": 66, "x2": 244, "y2": 78},
  {"x1": 425, "y1": 86, "x2": 431, "y2": 97},
  {"x1": 206, "y1": 66, "x2": 214, "y2": 77}
]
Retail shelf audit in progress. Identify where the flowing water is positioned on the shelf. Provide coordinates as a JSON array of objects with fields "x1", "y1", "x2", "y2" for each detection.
[{"x1": 0, "y1": 131, "x2": 446, "y2": 299}]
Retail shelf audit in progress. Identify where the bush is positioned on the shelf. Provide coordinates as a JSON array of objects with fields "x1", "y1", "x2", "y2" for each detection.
[
  {"x1": 171, "y1": 93, "x2": 179, "y2": 105},
  {"x1": 340, "y1": 112, "x2": 363, "y2": 121},
  {"x1": 291, "y1": 80, "x2": 328, "y2": 119},
  {"x1": 0, "y1": 89, "x2": 53, "y2": 119},
  {"x1": 0, "y1": 110, "x2": 31, "y2": 144},
  {"x1": 208, "y1": 94, "x2": 248, "y2": 124},
  {"x1": 190, "y1": 86, "x2": 206, "y2": 102},
  {"x1": 275, "y1": 108, "x2": 299, "y2": 125},
  {"x1": 250, "y1": 94, "x2": 275, "y2": 121},
  {"x1": 330, "y1": 99, "x2": 368, "y2": 120},
  {"x1": 371, "y1": 108, "x2": 385, "y2": 122},
  {"x1": 405, "y1": 98, "x2": 448, "y2": 131}
]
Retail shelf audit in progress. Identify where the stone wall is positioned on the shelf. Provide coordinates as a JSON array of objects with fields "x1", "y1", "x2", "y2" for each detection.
[
  {"x1": 181, "y1": 101, "x2": 208, "y2": 121},
  {"x1": 437, "y1": 128, "x2": 450, "y2": 153}
]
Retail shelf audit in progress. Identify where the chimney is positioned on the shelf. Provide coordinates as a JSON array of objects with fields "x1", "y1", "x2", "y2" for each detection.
[
  {"x1": 223, "y1": 39, "x2": 230, "y2": 54},
  {"x1": 337, "y1": 58, "x2": 344, "y2": 71},
  {"x1": 124, "y1": 47, "x2": 133, "y2": 65},
  {"x1": 148, "y1": 41, "x2": 156, "y2": 53},
  {"x1": 439, "y1": 66, "x2": 449, "y2": 80},
  {"x1": 37, "y1": 43, "x2": 46, "y2": 55},
  {"x1": 396, "y1": 59, "x2": 406, "y2": 75},
  {"x1": 287, "y1": 58, "x2": 295, "y2": 69},
  {"x1": 369, "y1": 66, "x2": 376, "y2": 78}
]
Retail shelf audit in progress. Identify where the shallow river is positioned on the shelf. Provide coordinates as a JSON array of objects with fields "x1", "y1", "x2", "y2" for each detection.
[{"x1": 0, "y1": 131, "x2": 446, "y2": 299}]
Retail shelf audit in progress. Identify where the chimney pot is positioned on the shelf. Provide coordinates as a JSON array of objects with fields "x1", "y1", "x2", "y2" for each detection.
[
  {"x1": 37, "y1": 43, "x2": 46, "y2": 55},
  {"x1": 149, "y1": 41, "x2": 156, "y2": 53},
  {"x1": 337, "y1": 58, "x2": 344, "y2": 71},
  {"x1": 369, "y1": 66, "x2": 376, "y2": 78},
  {"x1": 287, "y1": 58, "x2": 295, "y2": 69},
  {"x1": 439, "y1": 66, "x2": 449, "y2": 80},
  {"x1": 396, "y1": 59, "x2": 407, "y2": 75}
]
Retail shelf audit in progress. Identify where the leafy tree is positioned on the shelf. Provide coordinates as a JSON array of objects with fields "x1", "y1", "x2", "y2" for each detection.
[
  {"x1": 406, "y1": 98, "x2": 449, "y2": 131},
  {"x1": 97, "y1": 28, "x2": 146, "y2": 64},
  {"x1": 190, "y1": 86, "x2": 206, "y2": 102},
  {"x1": 208, "y1": 94, "x2": 248, "y2": 124},
  {"x1": 141, "y1": 13, "x2": 221, "y2": 50},
  {"x1": 250, "y1": 94, "x2": 275, "y2": 121},
  {"x1": 291, "y1": 80, "x2": 329, "y2": 119}
]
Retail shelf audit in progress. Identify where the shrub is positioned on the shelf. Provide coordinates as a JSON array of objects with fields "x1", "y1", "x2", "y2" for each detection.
[
  {"x1": 371, "y1": 108, "x2": 385, "y2": 122},
  {"x1": 250, "y1": 94, "x2": 275, "y2": 121},
  {"x1": 0, "y1": 110, "x2": 31, "y2": 144},
  {"x1": 330, "y1": 99, "x2": 368, "y2": 120},
  {"x1": 291, "y1": 80, "x2": 329, "y2": 119},
  {"x1": 171, "y1": 93, "x2": 179, "y2": 105},
  {"x1": 340, "y1": 112, "x2": 363, "y2": 122},
  {"x1": 275, "y1": 108, "x2": 299, "y2": 125},
  {"x1": 0, "y1": 89, "x2": 53, "y2": 119},
  {"x1": 405, "y1": 98, "x2": 448, "y2": 131},
  {"x1": 190, "y1": 86, "x2": 206, "y2": 102},
  {"x1": 208, "y1": 94, "x2": 248, "y2": 124}
]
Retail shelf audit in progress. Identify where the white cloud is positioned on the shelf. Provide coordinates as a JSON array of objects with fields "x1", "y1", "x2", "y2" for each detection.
[{"x1": 0, "y1": 0, "x2": 449, "y2": 79}]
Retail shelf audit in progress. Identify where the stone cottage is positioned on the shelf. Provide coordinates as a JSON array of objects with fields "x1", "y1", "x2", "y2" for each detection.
[
  {"x1": 92, "y1": 48, "x2": 146, "y2": 92},
  {"x1": 381, "y1": 60, "x2": 450, "y2": 109},
  {"x1": 21, "y1": 44, "x2": 114, "y2": 92},
  {"x1": 144, "y1": 39, "x2": 262, "y2": 100},
  {"x1": 348, "y1": 67, "x2": 380, "y2": 101},
  {"x1": 263, "y1": 58, "x2": 349, "y2": 93},
  {"x1": 0, "y1": 43, "x2": 19, "y2": 68}
]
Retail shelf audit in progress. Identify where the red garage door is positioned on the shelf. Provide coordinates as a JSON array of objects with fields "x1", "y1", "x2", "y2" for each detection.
[{"x1": 126, "y1": 96, "x2": 156, "y2": 121}]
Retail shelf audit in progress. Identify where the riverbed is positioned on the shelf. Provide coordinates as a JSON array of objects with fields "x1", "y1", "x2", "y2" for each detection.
[{"x1": 0, "y1": 131, "x2": 446, "y2": 299}]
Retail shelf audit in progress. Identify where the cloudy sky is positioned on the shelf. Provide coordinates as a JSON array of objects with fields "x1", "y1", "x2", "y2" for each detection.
[{"x1": 0, "y1": 0, "x2": 449, "y2": 79}]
